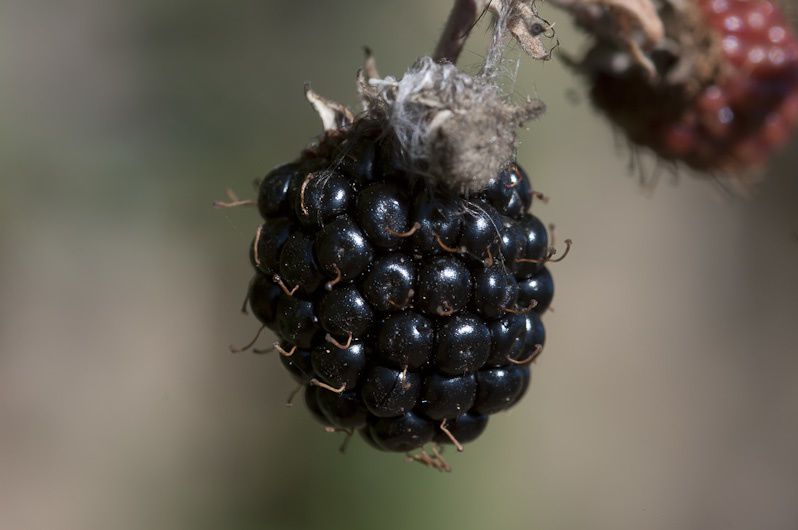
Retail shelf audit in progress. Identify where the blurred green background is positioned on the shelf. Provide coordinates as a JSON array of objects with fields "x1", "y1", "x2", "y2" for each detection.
[{"x1": 2, "y1": 1, "x2": 798, "y2": 529}]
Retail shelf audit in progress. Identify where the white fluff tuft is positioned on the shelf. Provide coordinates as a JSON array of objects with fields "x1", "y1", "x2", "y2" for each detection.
[{"x1": 361, "y1": 57, "x2": 544, "y2": 193}]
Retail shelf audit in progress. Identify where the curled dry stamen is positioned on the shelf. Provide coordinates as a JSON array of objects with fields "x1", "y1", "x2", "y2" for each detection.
[
  {"x1": 508, "y1": 344, "x2": 543, "y2": 365},
  {"x1": 326, "y1": 332, "x2": 353, "y2": 350},
  {"x1": 299, "y1": 173, "x2": 315, "y2": 216},
  {"x1": 434, "y1": 233, "x2": 464, "y2": 254},
  {"x1": 439, "y1": 420, "x2": 464, "y2": 452},
  {"x1": 229, "y1": 324, "x2": 266, "y2": 354},
  {"x1": 275, "y1": 343, "x2": 297, "y2": 357},
  {"x1": 324, "y1": 426, "x2": 355, "y2": 454},
  {"x1": 502, "y1": 300, "x2": 538, "y2": 314},
  {"x1": 515, "y1": 239, "x2": 572, "y2": 265},
  {"x1": 213, "y1": 188, "x2": 256, "y2": 209},
  {"x1": 240, "y1": 291, "x2": 250, "y2": 315},
  {"x1": 273, "y1": 274, "x2": 299, "y2": 296},
  {"x1": 436, "y1": 300, "x2": 456, "y2": 317},
  {"x1": 387, "y1": 288, "x2": 414, "y2": 310},
  {"x1": 285, "y1": 384, "x2": 302, "y2": 406},
  {"x1": 252, "y1": 224, "x2": 264, "y2": 268},
  {"x1": 253, "y1": 343, "x2": 277, "y2": 354},
  {"x1": 546, "y1": 239, "x2": 572, "y2": 263},
  {"x1": 310, "y1": 378, "x2": 347, "y2": 394},
  {"x1": 325, "y1": 264, "x2": 343, "y2": 290},
  {"x1": 532, "y1": 191, "x2": 550, "y2": 203},
  {"x1": 405, "y1": 445, "x2": 452, "y2": 472},
  {"x1": 387, "y1": 222, "x2": 421, "y2": 238},
  {"x1": 484, "y1": 245, "x2": 495, "y2": 267},
  {"x1": 400, "y1": 365, "x2": 411, "y2": 390}
]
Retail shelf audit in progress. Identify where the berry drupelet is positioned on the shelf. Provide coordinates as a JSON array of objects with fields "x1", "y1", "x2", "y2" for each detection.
[{"x1": 241, "y1": 123, "x2": 566, "y2": 461}]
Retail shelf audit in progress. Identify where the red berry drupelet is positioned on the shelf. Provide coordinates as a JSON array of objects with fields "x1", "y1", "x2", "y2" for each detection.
[
  {"x1": 244, "y1": 123, "x2": 563, "y2": 459},
  {"x1": 579, "y1": 0, "x2": 798, "y2": 172}
]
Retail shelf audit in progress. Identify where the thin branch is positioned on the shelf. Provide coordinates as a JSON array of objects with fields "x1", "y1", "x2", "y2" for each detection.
[{"x1": 433, "y1": 0, "x2": 492, "y2": 64}]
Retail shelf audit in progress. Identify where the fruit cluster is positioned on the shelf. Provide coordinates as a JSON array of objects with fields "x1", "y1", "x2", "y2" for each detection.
[
  {"x1": 587, "y1": 0, "x2": 798, "y2": 171},
  {"x1": 245, "y1": 125, "x2": 560, "y2": 455}
]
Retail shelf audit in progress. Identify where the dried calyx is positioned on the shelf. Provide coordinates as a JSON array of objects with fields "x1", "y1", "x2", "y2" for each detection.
[
  {"x1": 561, "y1": 0, "x2": 720, "y2": 91},
  {"x1": 552, "y1": 0, "x2": 666, "y2": 77},
  {"x1": 304, "y1": 0, "x2": 556, "y2": 194}
]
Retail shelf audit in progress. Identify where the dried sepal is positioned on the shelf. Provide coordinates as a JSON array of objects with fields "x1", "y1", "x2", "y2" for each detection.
[
  {"x1": 357, "y1": 48, "x2": 382, "y2": 113},
  {"x1": 550, "y1": 0, "x2": 665, "y2": 75},
  {"x1": 363, "y1": 47, "x2": 380, "y2": 80},
  {"x1": 305, "y1": 84, "x2": 354, "y2": 132},
  {"x1": 550, "y1": 0, "x2": 664, "y2": 45}
]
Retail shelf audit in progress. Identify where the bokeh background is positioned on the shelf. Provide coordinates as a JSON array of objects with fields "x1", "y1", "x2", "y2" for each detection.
[{"x1": 2, "y1": 1, "x2": 798, "y2": 529}]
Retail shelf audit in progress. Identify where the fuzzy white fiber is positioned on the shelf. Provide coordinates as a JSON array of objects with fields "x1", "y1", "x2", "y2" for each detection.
[{"x1": 362, "y1": 56, "x2": 543, "y2": 193}]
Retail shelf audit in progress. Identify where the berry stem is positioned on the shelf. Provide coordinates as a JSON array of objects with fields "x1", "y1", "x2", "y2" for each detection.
[{"x1": 433, "y1": 0, "x2": 492, "y2": 63}]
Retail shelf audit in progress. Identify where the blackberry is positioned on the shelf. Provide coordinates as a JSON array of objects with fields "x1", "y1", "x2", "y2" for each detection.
[
  {"x1": 238, "y1": 127, "x2": 562, "y2": 458},
  {"x1": 225, "y1": 33, "x2": 566, "y2": 468}
]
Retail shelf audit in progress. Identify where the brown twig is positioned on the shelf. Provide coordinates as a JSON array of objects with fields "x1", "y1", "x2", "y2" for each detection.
[{"x1": 433, "y1": 0, "x2": 493, "y2": 64}]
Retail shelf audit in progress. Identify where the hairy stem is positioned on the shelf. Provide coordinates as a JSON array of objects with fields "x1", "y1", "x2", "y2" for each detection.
[{"x1": 433, "y1": 0, "x2": 493, "y2": 63}]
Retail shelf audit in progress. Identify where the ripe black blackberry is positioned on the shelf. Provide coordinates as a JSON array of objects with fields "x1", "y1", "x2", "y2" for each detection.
[
  {"x1": 223, "y1": 1, "x2": 566, "y2": 470},
  {"x1": 237, "y1": 119, "x2": 569, "y2": 459}
]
